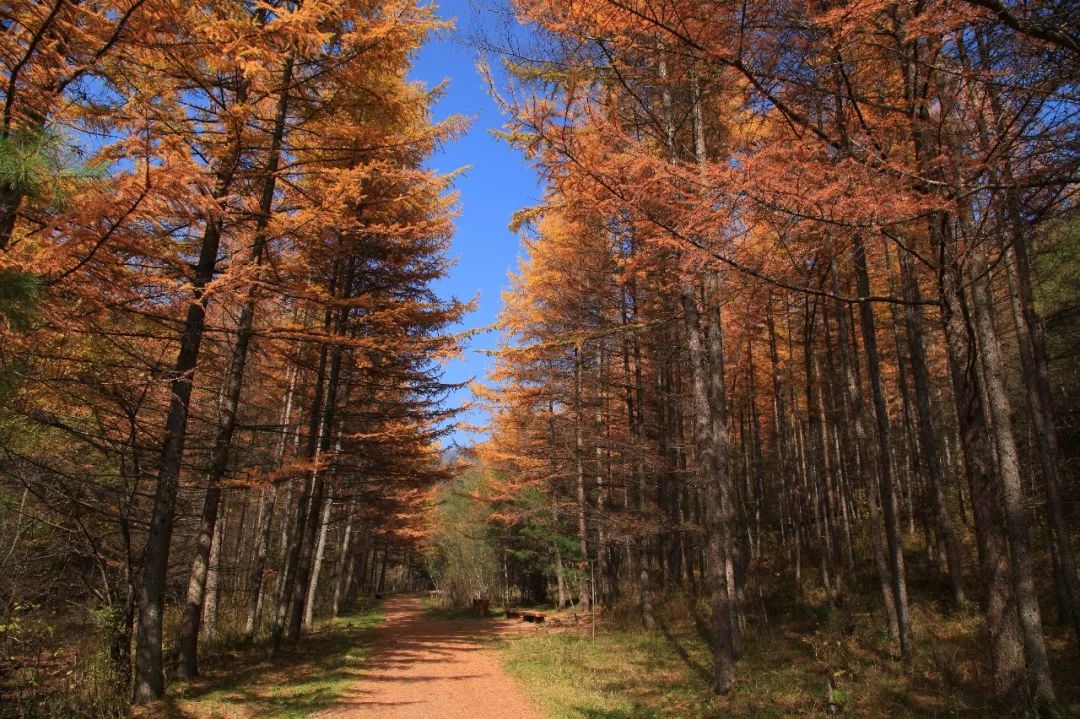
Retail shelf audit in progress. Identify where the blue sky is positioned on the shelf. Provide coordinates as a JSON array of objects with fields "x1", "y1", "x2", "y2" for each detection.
[{"x1": 409, "y1": 0, "x2": 540, "y2": 448}]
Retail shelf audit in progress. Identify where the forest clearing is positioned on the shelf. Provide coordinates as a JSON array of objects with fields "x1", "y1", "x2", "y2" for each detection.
[{"x1": 1, "y1": 0, "x2": 1079, "y2": 716}]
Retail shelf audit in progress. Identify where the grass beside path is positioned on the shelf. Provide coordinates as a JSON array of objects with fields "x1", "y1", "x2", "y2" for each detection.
[
  {"x1": 162, "y1": 601, "x2": 383, "y2": 719},
  {"x1": 500, "y1": 623, "x2": 718, "y2": 719},
  {"x1": 495, "y1": 595, "x2": 1080, "y2": 719}
]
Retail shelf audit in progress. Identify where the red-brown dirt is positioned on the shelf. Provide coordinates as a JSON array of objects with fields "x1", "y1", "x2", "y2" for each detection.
[{"x1": 317, "y1": 595, "x2": 543, "y2": 719}]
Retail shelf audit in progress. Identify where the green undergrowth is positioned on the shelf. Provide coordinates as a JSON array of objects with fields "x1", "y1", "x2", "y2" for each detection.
[
  {"x1": 420, "y1": 595, "x2": 509, "y2": 621},
  {"x1": 498, "y1": 588, "x2": 1080, "y2": 719},
  {"x1": 501, "y1": 626, "x2": 715, "y2": 719},
  {"x1": 164, "y1": 600, "x2": 383, "y2": 719}
]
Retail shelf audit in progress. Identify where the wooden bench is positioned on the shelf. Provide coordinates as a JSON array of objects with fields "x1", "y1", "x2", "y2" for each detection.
[{"x1": 520, "y1": 611, "x2": 546, "y2": 624}]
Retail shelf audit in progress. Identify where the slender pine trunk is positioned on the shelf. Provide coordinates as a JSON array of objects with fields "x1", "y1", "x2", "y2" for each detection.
[
  {"x1": 681, "y1": 280, "x2": 735, "y2": 694},
  {"x1": 852, "y1": 236, "x2": 913, "y2": 661}
]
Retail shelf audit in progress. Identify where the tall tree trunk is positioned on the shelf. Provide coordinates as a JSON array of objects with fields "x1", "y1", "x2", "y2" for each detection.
[
  {"x1": 803, "y1": 301, "x2": 835, "y2": 601},
  {"x1": 594, "y1": 343, "x2": 608, "y2": 604},
  {"x1": 548, "y1": 400, "x2": 568, "y2": 609},
  {"x1": 897, "y1": 28, "x2": 1027, "y2": 703},
  {"x1": 201, "y1": 501, "x2": 224, "y2": 642},
  {"x1": 622, "y1": 265, "x2": 654, "y2": 628},
  {"x1": 966, "y1": 245, "x2": 1057, "y2": 710},
  {"x1": 245, "y1": 484, "x2": 276, "y2": 639},
  {"x1": 931, "y1": 216, "x2": 1028, "y2": 709},
  {"x1": 286, "y1": 375, "x2": 332, "y2": 642},
  {"x1": 704, "y1": 274, "x2": 740, "y2": 642},
  {"x1": 831, "y1": 254, "x2": 897, "y2": 636},
  {"x1": 681, "y1": 279, "x2": 735, "y2": 695},
  {"x1": 820, "y1": 302, "x2": 856, "y2": 574},
  {"x1": 573, "y1": 346, "x2": 590, "y2": 609},
  {"x1": 332, "y1": 499, "x2": 355, "y2": 617},
  {"x1": 304, "y1": 488, "x2": 333, "y2": 628},
  {"x1": 766, "y1": 296, "x2": 793, "y2": 556},
  {"x1": 852, "y1": 236, "x2": 913, "y2": 661},
  {"x1": 898, "y1": 249, "x2": 964, "y2": 607},
  {"x1": 246, "y1": 364, "x2": 297, "y2": 639}
]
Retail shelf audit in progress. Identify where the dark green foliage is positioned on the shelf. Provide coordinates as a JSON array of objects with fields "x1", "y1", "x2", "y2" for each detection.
[
  {"x1": 0, "y1": 268, "x2": 39, "y2": 331},
  {"x1": 0, "y1": 129, "x2": 103, "y2": 211},
  {"x1": 1036, "y1": 218, "x2": 1080, "y2": 481},
  {"x1": 0, "y1": 268, "x2": 39, "y2": 401}
]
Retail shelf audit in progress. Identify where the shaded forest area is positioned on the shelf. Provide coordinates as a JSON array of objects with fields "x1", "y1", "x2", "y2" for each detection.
[{"x1": 1, "y1": 0, "x2": 1080, "y2": 717}]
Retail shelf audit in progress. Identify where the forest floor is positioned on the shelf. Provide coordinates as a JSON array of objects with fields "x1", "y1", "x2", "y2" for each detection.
[
  {"x1": 164, "y1": 595, "x2": 542, "y2": 719},
  {"x1": 154, "y1": 583, "x2": 1080, "y2": 719}
]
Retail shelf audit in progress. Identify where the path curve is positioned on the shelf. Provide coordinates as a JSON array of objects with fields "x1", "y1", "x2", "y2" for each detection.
[{"x1": 317, "y1": 595, "x2": 542, "y2": 719}]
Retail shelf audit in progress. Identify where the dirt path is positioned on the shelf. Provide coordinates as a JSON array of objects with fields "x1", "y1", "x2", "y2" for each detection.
[{"x1": 317, "y1": 595, "x2": 543, "y2": 719}]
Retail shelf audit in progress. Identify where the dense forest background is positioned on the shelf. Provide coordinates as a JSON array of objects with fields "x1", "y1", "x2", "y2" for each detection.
[{"x1": 468, "y1": 0, "x2": 1080, "y2": 715}]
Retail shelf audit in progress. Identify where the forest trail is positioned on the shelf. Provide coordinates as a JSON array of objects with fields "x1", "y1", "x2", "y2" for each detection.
[{"x1": 317, "y1": 595, "x2": 543, "y2": 719}]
